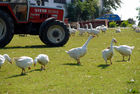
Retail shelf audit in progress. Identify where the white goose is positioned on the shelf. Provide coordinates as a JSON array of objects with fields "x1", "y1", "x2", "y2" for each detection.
[
  {"x1": 113, "y1": 45, "x2": 135, "y2": 61},
  {"x1": 101, "y1": 25, "x2": 108, "y2": 33},
  {"x1": 102, "y1": 38, "x2": 117, "y2": 64},
  {"x1": 0, "y1": 54, "x2": 12, "y2": 69},
  {"x1": 96, "y1": 26, "x2": 102, "y2": 30},
  {"x1": 66, "y1": 35, "x2": 95, "y2": 65},
  {"x1": 132, "y1": 24, "x2": 137, "y2": 30},
  {"x1": 14, "y1": 56, "x2": 33, "y2": 75},
  {"x1": 34, "y1": 54, "x2": 49, "y2": 70},
  {"x1": 85, "y1": 24, "x2": 91, "y2": 35},
  {"x1": 89, "y1": 23, "x2": 100, "y2": 37},
  {"x1": 68, "y1": 24, "x2": 77, "y2": 35},
  {"x1": 135, "y1": 27, "x2": 140, "y2": 33},
  {"x1": 116, "y1": 27, "x2": 121, "y2": 33},
  {"x1": 76, "y1": 22, "x2": 86, "y2": 36}
]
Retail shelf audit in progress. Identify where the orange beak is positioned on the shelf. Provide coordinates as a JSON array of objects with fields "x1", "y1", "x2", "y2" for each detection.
[
  {"x1": 114, "y1": 40, "x2": 117, "y2": 43},
  {"x1": 92, "y1": 35, "x2": 96, "y2": 37},
  {"x1": 10, "y1": 62, "x2": 12, "y2": 64},
  {"x1": 107, "y1": 47, "x2": 110, "y2": 49}
]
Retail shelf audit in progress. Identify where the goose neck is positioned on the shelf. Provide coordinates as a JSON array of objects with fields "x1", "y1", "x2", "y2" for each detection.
[
  {"x1": 3, "y1": 54, "x2": 12, "y2": 63},
  {"x1": 90, "y1": 24, "x2": 93, "y2": 29},
  {"x1": 83, "y1": 36, "x2": 93, "y2": 47},
  {"x1": 110, "y1": 41, "x2": 114, "y2": 50},
  {"x1": 68, "y1": 24, "x2": 71, "y2": 29},
  {"x1": 86, "y1": 25, "x2": 88, "y2": 30}
]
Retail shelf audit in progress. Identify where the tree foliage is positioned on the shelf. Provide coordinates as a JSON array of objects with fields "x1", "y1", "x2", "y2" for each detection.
[
  {"x1": 127, "y1": 18, "x2": 135, "y2": 24},
  {"x1": 102, "y1": 0, "x2": 122, "y2": 14},
  {"x1": 66, "y1": 0, "x2": 98, "y2": 22},
  {"x1": 109, "y1": 21, "x2": 118, "y2": 27},
  {"x1": 136, "y1": 7, "x2": 140, "y2": 26}
]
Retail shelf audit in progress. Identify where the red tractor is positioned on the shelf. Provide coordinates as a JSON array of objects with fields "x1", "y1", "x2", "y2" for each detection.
[{"x1": 0, "y1": 0, "x2": 70, "y2": 48}]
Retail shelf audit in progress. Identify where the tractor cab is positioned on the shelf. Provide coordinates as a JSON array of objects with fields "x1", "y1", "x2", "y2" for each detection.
[
  {"x1": 8, "y1": 0, "x2": 29, "y2": 21},
  {"x1": 0, "y1": 0, "x2": 41, "y2": 22},
  {"x1": 6, "y1": 0, "x2": 64, "y2": 22}
]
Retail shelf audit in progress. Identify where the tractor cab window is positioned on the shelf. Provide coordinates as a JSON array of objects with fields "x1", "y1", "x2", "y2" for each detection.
[
  {"x1": 10, "y1": 0, "x2": 27, "y2": 3},
  {"x1": 10, "y1": 0, "x2": 28, "y2": 21},
  {"x1": 0, "y1": 0, "x2": 9, "y2": 2},
  {"x1": 29, "y1": 0, "x2": 37, "y2": 5}
]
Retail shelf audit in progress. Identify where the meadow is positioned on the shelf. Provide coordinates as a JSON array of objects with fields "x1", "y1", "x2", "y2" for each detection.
[{"x1": 0, "y1": 28, "x2": 140, "y2": 94}]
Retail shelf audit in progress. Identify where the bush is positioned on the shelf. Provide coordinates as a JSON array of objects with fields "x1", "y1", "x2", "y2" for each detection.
[
  {"x1": 120, "y1": 21, "x2": 129, "y2": 27},
  {"x1": 109, "y1": 21, "x2": 118, "y2": 27}
]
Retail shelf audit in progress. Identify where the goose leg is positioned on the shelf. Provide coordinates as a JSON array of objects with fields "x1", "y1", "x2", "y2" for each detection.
[
  {"x1": 21, "y1": 69, "x2": 23, "y2": 75},
  {"x1": 21, "y1": 68, "x2": 25, "y2": 75},
  {"x1": 122, "y1": 56, "x2": 125, "y2": 61},
  {"x1": 128, "y1": 55, "x2": 131, "y2": 61},
  {"x1": 23, "y1": 68, "x2": 26, "y2": 74},
  {"x1": 43, "y1": 65, "x2": 46, "y2": 70},
  {"x1": 110, "y1": 59, "x2": 112, "y2": 65},
  {"x1": 77, "y1": 59, "x2": 80, "y2": 65},
  {"x1": 41, "y1": 65, "x2": 43, "y2": 70},
  {"x1": 105, "y1": 59, "x2": 107, "y2": 65}
]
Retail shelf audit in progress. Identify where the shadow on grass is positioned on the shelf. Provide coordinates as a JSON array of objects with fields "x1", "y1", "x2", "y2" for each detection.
[
  {"x1": 63, "y1": 63, "x2": 83, "y2": 66},
  {"x1": 2, "y1": 45, "x2": 61, "y2": 49},
  {"x1": 97, "y1": 64, "x2": 110, "y2": 69},
  {"x1": 29, "y1": 69, "x2": 42, "y2": 72},
  {"x1": 6, "y1": 69, "x2": 43, "y2": 79},
  {"x1": 6, "y1": 73, "x2": 27, "y2": 79},
  {"x1": 116, "y1": 60, "x2": 128, "y2": 62}
]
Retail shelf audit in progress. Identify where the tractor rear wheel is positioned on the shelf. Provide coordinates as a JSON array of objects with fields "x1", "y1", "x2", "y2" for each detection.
[
  {"x1": 0, "y1": 10, "x2": 14, "y2": 48},
  {"x1": 39, "y1": 20, "x2": 70, "y2": 47}
]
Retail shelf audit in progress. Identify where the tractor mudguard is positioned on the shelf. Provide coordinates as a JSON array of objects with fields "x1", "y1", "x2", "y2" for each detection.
[{"x1": 39, "y1": 17, "x2": 56, "y2": 32}]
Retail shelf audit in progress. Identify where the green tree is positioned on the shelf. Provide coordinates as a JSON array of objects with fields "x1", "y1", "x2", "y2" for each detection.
[
  {"x1": 82, "y1": 0, "x2": 99, "y2": 20},
  {"x1": 66, "y1": 3, "x2": 77, "y2": 22},
  {"x1": 127, "y1": 18, "x2": 135, "y2": 24},
  {"x1": 66, "y1": 0, "x2": 98, "y2": 22},
  {"x1": 102, "y1": 0, "x2": 122, "y2": 14},
  {"x1": 136, "y1": 7, "x2": 140, "y2": 26}
]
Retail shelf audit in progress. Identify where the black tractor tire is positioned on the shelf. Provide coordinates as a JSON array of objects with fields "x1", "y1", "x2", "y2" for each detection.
[
  {"x1": 0, "y1": 10, "x2": 14, "y2": 48},
  {"x1": 39, "y1": 20, "x2": 70, "y2": 47}
]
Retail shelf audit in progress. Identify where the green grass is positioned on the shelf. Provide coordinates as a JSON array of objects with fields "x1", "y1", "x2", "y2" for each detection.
[{"x1": 0, "y1": 28, "x2": 140, "y2": 94}]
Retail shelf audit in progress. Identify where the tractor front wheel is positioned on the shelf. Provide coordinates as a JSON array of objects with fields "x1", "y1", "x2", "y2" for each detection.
[{"x1": 39, "y1": 20, "x2": 70, "y2": 47}]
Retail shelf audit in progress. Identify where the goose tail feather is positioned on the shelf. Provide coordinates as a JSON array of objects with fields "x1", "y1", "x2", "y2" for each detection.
[{"x1": 131, "y1": 46, "x2": 135, "y2": 50}]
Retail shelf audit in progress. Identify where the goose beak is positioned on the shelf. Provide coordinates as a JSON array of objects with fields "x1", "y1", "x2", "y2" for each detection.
[
  {"x1": 114, "y1": 40, "x2": 117, "y2": 43},
  {"x1": 92, "y1": 35, "x2": 96, "y2": 37},
  {"x1": 10, "y1": 62, "x2": 12, "y2": 64},
  {"x1": 107, "y1": 47, "x2": 110, "y2": 49}
]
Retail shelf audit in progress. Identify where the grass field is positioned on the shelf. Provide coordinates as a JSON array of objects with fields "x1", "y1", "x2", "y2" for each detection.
[{"x1": 0, "y1": 28, "x2": 140, "y2": 94}]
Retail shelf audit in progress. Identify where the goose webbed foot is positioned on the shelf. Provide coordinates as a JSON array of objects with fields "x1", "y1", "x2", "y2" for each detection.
[
  {"x1": 77, "y1": 59, "x2": 81, "y2": 65},
  {"x1": 21, "y1": 68, "x2": 26, "y2": 75},
  {"x1": 77, "y1": 62, "x2": 81, "y2": 65},
  {"x1": 40, "y1": 66, "x2": 45, "y2": 71},
  {"x1": 43, "y1": 65, "x2": 46, "y2": 70}
]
